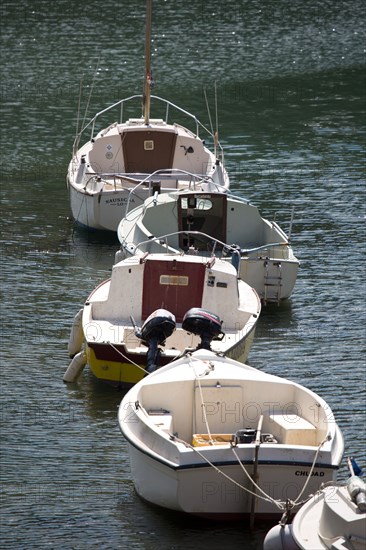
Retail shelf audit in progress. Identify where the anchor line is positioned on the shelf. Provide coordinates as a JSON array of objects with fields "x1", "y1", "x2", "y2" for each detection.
[
  {"x1": 107, "y1": 342, "x2": 149, "y2": 374},
  {"x1": 190, "y1": 358, "x2": 215, "y2": 444},
  {"x1": 292, "y1": 434, "x2": 331, "y2": 504},
  {"x1": 185, "y1": 357, "x2": 283, "y2": 507},
  {"x1": 172, "y1": 434, "x2": 330, "y2": 511},
  {"x1": 232, "y1": 435, "x2": 330, "y2": 510},
  {"x1": 173, "y1": 435, "x2": 282, "y2": 507},
  {"x1": 73, "y1": 192, "x2": 88, "y2": 228}
]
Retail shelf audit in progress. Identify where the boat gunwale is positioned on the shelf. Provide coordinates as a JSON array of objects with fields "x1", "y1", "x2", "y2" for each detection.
[{"x1": 121, "y1": 427, "x2": 341, "y2": 472}]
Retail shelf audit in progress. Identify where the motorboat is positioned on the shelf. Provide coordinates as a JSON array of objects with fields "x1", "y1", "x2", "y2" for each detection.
[
  {"x1": 117, "y1": 190, "x2": 299, "y2": 303},
  {"x1": 118, "y1": 349, "x2": 344, "y2": 520},
  {"x1": 67, "y1": 1, "x2": 229, "y2": 232},
  {"x1": 263, "y1": 458, "x2": 366, "y2": 549},
  {"x1": 64, "y1": 250, "x2": 260, "y2": 386}
]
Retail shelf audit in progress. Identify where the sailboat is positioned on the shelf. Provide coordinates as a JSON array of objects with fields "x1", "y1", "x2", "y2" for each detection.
[
  {"x1": 67, "y1": 0, "x2": 229, "y2": 232},
  {"x1": 117, "y1": 191, "x2": 300, "y2": 303}
]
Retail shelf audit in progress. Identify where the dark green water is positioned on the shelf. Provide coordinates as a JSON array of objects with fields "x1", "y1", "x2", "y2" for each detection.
[{"x1": 1, "y1": 1, "x2": 365, "y2": 548}]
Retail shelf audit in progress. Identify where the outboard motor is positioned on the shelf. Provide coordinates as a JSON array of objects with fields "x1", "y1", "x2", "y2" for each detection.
[
  {"x1": 182, "y1": 308, "x2": 224, "y2": 350},
  {"x1": 134, "y1": 309, "x2": 176, "y2": 374},
  {"x1": 234, "y1": 428, "x2": 257, "y2": 445}
]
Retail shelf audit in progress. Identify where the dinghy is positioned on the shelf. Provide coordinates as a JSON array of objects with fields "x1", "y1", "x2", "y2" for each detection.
[
  {"x1": 263, "y1": 458, "x2": 366, "y2": 549},
  {"x1": 117, "y1": 190, "x2": 299, "y2": 303},
  {"x1": 118, "y1": 349, "x2": 344, "y2": 520},
  {"x1": 64, "y1": 250, "x2": 260, "y2": 386},
  {"x1": 67, "y1": 0, "x2": 229, "y2": 232}
]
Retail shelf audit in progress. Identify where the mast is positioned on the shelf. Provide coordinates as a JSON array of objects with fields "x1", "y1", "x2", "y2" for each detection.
[
  {"x1": 214, "y1": 80, "x2": 218, "y2": 159},
  {"x1": 143, "y1": 0, "x2": 153, "y2": 125}
]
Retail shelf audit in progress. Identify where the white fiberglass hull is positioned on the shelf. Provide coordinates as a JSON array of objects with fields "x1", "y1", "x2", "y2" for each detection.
[
  {"x1": 68, "y1": 181, "x2": 148, "y2": 232},
  {"x1": 126, "y1": 441, "x2": 341, "y2": 519},
  {"x1": 264, "y1": 481, "x2": 366, "y2": 549},
  {"x1": 119, "y1": 350, "x2": 344, "y2": 520},
  {"x1": 240, "y1": 255, "x2": 299, "y2": 303}
]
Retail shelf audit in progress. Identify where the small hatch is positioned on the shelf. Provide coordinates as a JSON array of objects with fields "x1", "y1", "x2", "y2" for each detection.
[{"x1": 144, "y1": 140, "x2": 154, "y2": 150}]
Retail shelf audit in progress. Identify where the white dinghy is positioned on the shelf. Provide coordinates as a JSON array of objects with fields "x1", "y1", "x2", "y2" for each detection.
[
  {"x1": 264, "y1": 458, "x2": 366, "y2": 549},
  {"x1": 118, "y1": 350, "x2": 344, "y2": 520},
  {"x1": 67, "y1": 1, "x2": 228, "y2": 232},
  {"x1": 64, "y1": 251, "x2": 260, "y2": 387},
  {"x1": 117, "y1": 191, "x2": 299, "y2": 303}
]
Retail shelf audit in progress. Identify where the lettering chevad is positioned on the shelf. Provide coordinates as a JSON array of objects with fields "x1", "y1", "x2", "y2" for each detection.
[{"x1": 295, "y1": 471, "x2": 325, "y2": 477}]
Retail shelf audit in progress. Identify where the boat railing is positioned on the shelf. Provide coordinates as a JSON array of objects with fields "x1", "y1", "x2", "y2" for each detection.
[
  {"x1": 82, "y1": 170, "x2": 207, "y2": 190},
  {"x1": 273, "y1": 205, "x2": 295, "y2": 241},
  {"x1": 91, "y1": 170, "x2": 209, "y2": 182},
  {"x1": 225, "y1": 190, "x2": 252, "y2": 203},
  {"x1": 130, "y1": 228, "x2": 290, "y2": 265},
  {"x1": 240, "y1": 242, "x2": 289, "y2": 255},
  {"x1": 123, "y1": 168, "x2": 227, "y2": 215},
  {"x1": 72, "y1": 94, "x2": 225, "y2": 165},
  {"x1": 136, "y1": 231, "x2": 289, "y2": 256},
  {"x1": 133, "y1": 230, "x2": 242, "y2": 277}
]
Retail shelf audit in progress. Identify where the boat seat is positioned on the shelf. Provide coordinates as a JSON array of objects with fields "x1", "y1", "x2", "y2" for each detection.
[{"x1": 267, "y1": 413, "x2": 317, "y2": 446}]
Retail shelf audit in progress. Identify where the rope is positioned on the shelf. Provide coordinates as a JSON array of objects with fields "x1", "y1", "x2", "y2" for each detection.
[
  {"x1": 73, "y1": 192, "x2": 88, "y2": 228},
  {"x1": 185, "y1": 356, "x2": 284, "y2": 507},
  {"x1": 177, "y1": 358, "x2": 332, "y2": 513},
  {"x1": 231, "y1": 445, "x2": 284, "y2": 508},
  {"x1": 190, "y1": 358, "x2": 215, "y2": 444},
  {"x1": 187, "y1": 357, "x2": 281, "y2": 505},
  {"x1": 174, "y1": 433, "x2": 331, "y2": 512},
  {"x1": 173, "y1": 435, "x2": 285, "y2": 507},
  {"x1": 292, "y1": 434, "x2": 331, "y2": 504},
  {"x1": 80, "y1": 56, "x2": 101, "y2": 134},
  {"x1": 107, "y1": 342, "x2": 149, "y2": 374}
]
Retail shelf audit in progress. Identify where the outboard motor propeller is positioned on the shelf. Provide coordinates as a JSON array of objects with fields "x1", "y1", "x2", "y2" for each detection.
[
  {"x1": 134, "y1": 309, "x2": 176, "y2": 374},
  {"x1": 182, "y1": 308, "x2": 224, "y2": 350}
]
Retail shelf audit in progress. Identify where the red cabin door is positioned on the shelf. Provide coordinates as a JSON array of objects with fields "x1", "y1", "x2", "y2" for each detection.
[
  {"x1": 141, "y1": 259, "x2": 206, "y2": 322},
  {"x1": 121, "y1": 130, "x2": 177, "y2": 173}
]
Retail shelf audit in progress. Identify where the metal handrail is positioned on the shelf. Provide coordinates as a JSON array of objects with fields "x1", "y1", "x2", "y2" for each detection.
[
  {"x1": 123, "y1": 168, "x2": 227, "y2": 215},
  {"x1": 72, "y1": 94, "x2": 226, "y2": 165},
  {"x1": 133, "y1": 231, "x2": 289, "y2": 257}
]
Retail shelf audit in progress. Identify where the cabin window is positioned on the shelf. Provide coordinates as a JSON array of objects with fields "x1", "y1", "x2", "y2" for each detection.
[{"x1": 181, "y1": 198, "x2": 213, "y2": 211}]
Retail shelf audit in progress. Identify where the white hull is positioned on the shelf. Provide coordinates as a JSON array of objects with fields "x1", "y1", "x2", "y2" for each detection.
[
  {"x1": 127, "y1": 442, "x2": 340, "y2": 518},
  {"x1": 235, "y1": 255, "x2": 298, "y2": 303},
  {"x1": 68, "y1": 180, "x2": 146, "y2": 231},
  {"x1": 119, "y1": 350, "x2": 344, "y2": 519}
]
